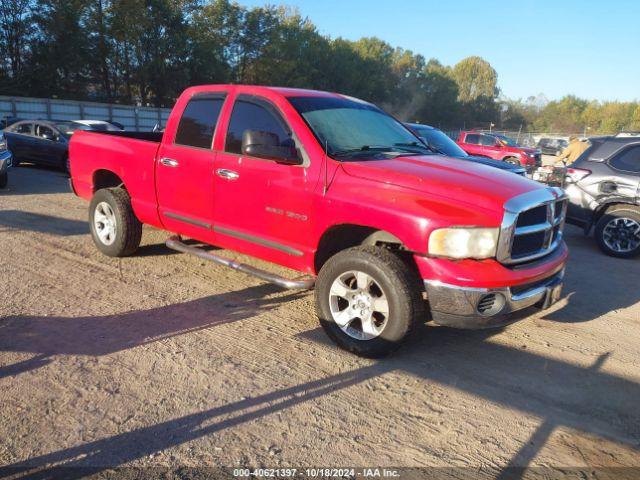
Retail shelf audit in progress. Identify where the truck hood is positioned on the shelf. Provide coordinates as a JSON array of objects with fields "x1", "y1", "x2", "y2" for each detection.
[{"x1": 340, "y1": 154, "x2": 540, "y2": 213}]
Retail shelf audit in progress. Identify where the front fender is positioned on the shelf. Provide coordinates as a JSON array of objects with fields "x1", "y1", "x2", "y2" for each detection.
[{"x1": 314, "y1": 170, "x2": 503, "y2": 254}]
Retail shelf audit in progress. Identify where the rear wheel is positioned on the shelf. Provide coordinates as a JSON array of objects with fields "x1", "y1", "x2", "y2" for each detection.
[
  {"x1": 595, "y1": 205, "x2": 640, "y2": 258},
  {"x1": 89, "y1": 188, "x2": 142, "y2": 257},
  {"x1": 0, "y1": 172, "x2": 7, "y2": 188},
  {"x1": 315, "y1": 246, "x2": 424, "y2": 358}
]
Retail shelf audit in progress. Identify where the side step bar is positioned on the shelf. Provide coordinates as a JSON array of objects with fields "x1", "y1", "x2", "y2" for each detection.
[{"x1": 165, "y1": 235, "x2": 315, "y2": 290}]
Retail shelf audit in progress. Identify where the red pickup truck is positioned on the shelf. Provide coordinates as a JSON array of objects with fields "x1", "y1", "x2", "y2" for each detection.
[
  {"x1": 457, "y1": 131, "x2": 542, "y2": 170},
  {"x1": 70, "y1": 85, "x2": 568, "y2": 357}
]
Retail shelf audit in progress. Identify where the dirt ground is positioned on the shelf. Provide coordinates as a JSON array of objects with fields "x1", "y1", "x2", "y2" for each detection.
[{"x1": 1, "y1": 163, "x2": 639, "y2": 478}]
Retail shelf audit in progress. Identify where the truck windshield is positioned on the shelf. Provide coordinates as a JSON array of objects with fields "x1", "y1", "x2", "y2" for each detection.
[{"x1": 288, "y1": 96, "x2": 430, "y2": 158}]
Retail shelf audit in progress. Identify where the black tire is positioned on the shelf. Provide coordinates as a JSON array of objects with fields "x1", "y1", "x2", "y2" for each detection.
[
  {"x1": 595, "y1": 205, "x2": 640, "y2": 258},
  {"x1": 504, "y1": 157, "x2": 521, "y2": 166},
  {"x1": 89, "y1": 188, "x2": 142, "y2": 257},
  {"x1": 63, "y1": 156, "x2": 70, "y2": 175},
  {"x1": 315, "y1": 246, "x2": 425, "y2": 358},
  {"x1": 0, "y1": 172, "x2": 7, "y2": 188}
]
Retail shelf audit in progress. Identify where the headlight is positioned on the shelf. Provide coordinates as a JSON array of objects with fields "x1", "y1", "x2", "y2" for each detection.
[{"x1": 428, "y1": 227, "x2": 499, "y2": 259}]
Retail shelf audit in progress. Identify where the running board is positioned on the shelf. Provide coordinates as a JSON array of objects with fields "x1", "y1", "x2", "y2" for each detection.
[{"x1": 165, "y1": 235, "x2": 315, "y2": 290}]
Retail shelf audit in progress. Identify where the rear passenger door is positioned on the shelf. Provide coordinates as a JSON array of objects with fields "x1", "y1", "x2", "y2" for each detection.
[
  {"x1": 460, "y1": 133, "x2": 483, "y2": 156},
  {"x1": 607, "y1": 145, "x2": 640, "y2": 200},
  {"x1": 155, "y1": 92, "x2": 226, "y2": 240}
]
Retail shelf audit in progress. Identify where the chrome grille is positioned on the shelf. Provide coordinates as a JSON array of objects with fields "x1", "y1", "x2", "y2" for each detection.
[{"x1": 497, "y1": 187, "x2": 567, "y2": 265}]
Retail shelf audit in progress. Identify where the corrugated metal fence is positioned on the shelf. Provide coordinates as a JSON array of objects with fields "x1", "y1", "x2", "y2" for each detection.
[{"x1": 0, "y1": 96, "x2": 171, "y2": 131}]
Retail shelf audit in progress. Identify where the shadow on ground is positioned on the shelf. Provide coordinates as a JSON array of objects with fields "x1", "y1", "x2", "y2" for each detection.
[
  {"x1": 0, "y1": 164, "x2": 69, "y2": 196},
  {"x1": 1, "y1": 321, "x2": 638, "y2": 479},
  {"x1": 0, "y1": 283, "x2": 303, "y2": 380},
  {"x1": 0, "y1": 210, "x2": 87, "y2": 236}
]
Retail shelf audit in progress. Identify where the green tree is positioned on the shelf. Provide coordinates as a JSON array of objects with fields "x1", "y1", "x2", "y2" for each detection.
[
  {"x1": 413, "y1": 59, "x2": 459, "y2": 127},
  {"x1": 27, "y1": 0, "x2": 92, "y2": 99},
  {"x1": 452, "y1": 56, "x2": 498, "y2": 103},
  {"x1": 0, "y1": 0, "x2": 34, "y2": 92}
]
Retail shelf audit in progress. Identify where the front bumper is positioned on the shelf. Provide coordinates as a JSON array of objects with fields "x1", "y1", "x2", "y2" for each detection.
[
  {"x1": 0, "y1": 150, "x2": 12, "y2": 173},
  {"x1": 425, "y1": 269, "x2": 564, "y2": 329}
]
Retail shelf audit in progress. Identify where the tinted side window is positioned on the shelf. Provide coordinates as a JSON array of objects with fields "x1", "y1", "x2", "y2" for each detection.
[
  {"x1": 36, "y1": 125, "x2": 54, "y2": 139},
  {"x1": 174, "y1": 96, "x2": 225, "y2": 149},
  {"x1": 480, "y1": 135, "x2": 496, "y2": 146},
  {"x1": 610, "y1": 146, "x2": 640, "y2": 173},
  {"x1": 465, "y1": 134, "x2": 480, "y2": 144},
  {"x1": 15, "y1": 123, "x2": 33, "y2": 135},
  {"x1": 225, "y1": 99, "x2": 290, "y2": 155}
]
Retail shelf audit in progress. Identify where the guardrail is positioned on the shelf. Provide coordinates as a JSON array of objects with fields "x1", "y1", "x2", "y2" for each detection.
[{"x1": 0, "y1": 96, "x2": 172, "y2": 132}]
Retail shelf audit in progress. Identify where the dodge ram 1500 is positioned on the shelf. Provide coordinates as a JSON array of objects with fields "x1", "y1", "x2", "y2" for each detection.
[{"x1": 70, "y1": 85, "x2": 568, "y2": 357}]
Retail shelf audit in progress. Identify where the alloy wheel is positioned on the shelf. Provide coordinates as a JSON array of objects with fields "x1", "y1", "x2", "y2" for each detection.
[
  {"x1": 328, "y1": 270, "x2": 390, "y2": 340},
  {"x1": 602, "y1": 217, "x2": 640, "y2": 253},
  {"x1": 93, "y1": 201, "x2": 117, "y2": 246}
]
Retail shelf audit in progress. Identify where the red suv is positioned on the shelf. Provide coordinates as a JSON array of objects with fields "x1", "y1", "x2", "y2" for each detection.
[{"x1": 457, "y1": 131, "x2": 542, "y2": 171}]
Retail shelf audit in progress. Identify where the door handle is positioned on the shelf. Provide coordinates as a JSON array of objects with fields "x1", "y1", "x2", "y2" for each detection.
[
  {"x1": 160, "y1": 157, "x2": 179, "y2": 167},
  {"x1": 216, "y1": 168, "x2": 240, "y2": 180}
]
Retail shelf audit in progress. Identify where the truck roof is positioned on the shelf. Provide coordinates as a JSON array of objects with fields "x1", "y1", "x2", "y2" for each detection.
[{"x1": 183, "y1": 84, "x2": 355, "y2": 100}]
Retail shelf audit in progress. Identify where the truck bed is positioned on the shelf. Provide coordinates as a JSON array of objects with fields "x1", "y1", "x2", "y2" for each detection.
[
  {"x1": 92, "y1": 130, "x2": 165, "y2": 143},
  {"x1": 69, "y1": 129, "x2": 164, "y2": 227}
]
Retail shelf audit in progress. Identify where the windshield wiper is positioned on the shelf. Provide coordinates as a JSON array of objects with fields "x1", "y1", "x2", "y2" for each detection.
[
  {"x1": 393, "y1": 142, "x2": 436, "y2": 154},
  {"x1": 332, "y1": 145, "x2": 392, "y2": 157}
]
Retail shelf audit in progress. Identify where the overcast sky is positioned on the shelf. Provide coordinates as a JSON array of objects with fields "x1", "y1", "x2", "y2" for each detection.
[{"x1": 238, "y1": 0, "x2": 639, "y2": 102}]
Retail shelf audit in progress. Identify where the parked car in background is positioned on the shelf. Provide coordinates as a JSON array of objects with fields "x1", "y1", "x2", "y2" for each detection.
[
  {"x1": 3, "y1": 119, "x2": 121, "y2": 173},
  {"x1": 69, "y1": 84, "x2": 568, "y2": 357},
  {"x1": 71, "y1": 120, "x2": 124, "y2": 131},
  {"x1": 537, "y1": 137, "x2": 568, "y2": 156},
  {"x1": 0, "y1": 116, "x2": 23, "y2": 130},
  {"x1": 457, "y1": 131, "x2": 542, "y2": 171},
  {"x1": 0, "y1": 131, "x2": 12, "y2": 188},
  {"x1": 406, "y1": 123, "x2": 526, "y2": 176},
  {"x1": 565, "y1": 136, "x2": 640, "y2": 257}
]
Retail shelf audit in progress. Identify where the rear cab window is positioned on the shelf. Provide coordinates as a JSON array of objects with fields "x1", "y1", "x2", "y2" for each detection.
[
  {"x1": 464, "y1": 133, "x2": 480, "y2": 144},
  {"x1": 174, "y1": 94, "x2": 226, "y2": 149}
]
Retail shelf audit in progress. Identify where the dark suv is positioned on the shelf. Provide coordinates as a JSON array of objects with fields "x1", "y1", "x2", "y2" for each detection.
[{"x1": 565, "y1": 137, "x2": 640, "y2": 257}]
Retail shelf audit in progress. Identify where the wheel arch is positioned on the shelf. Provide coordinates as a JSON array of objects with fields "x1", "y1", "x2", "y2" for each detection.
[
  {"x1": 92, "y1": 169, "x2": 125, "y2": 193},
  {"x1": 593, "y1": 199, "x2": 640, "y2": 225},
  {"x1": 314, "y1": 223, "x2": 416, "y2": 274}
]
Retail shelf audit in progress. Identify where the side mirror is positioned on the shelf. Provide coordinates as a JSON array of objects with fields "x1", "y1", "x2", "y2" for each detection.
[
  {"x1": 41, "y1": 132, "x2": 55, "y2": 141},
  {"x1": 241, "y1": 130, "x2": 301, "y2": 165}
]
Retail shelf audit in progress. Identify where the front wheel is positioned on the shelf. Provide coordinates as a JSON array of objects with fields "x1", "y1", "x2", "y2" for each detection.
[
  {"x1": 504, "y1": 157, "x2": 521, "y2": 166},
  {"x1": 89, "y1": 188, "x2": 142, "y2": 257},
  {"x1": 315, "y1": 246, "x2": 424, "y2": 358},
  {"x1": 595, "y1": 206, "x2": 640, "y2": 258},
  {"x1": 0, "y1": 172, "x2": 7, "y2": 188}
]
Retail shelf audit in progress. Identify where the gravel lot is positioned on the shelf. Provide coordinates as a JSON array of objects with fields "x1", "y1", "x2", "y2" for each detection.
[{"x1": 1, "y1": 163, "x2": 639, "y2": 477}]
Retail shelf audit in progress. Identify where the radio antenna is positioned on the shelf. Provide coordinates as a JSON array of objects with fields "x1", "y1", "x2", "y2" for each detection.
[{"x1": 322, "y1": 139, "x2": 329, "y2": 196}]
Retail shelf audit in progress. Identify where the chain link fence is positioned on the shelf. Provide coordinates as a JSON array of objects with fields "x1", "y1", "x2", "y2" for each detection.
[{"x1": 0, "y1": 96, "x2": 171, "y2": 131}]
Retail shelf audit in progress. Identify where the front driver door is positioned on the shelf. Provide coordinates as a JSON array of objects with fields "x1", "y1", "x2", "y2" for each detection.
[
  {"x1": 212, "y1": 95, "x2": 314, "y2": 270},
  {"x1": 155, "y1": 92, "x2": 226, "y2": 241}
]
